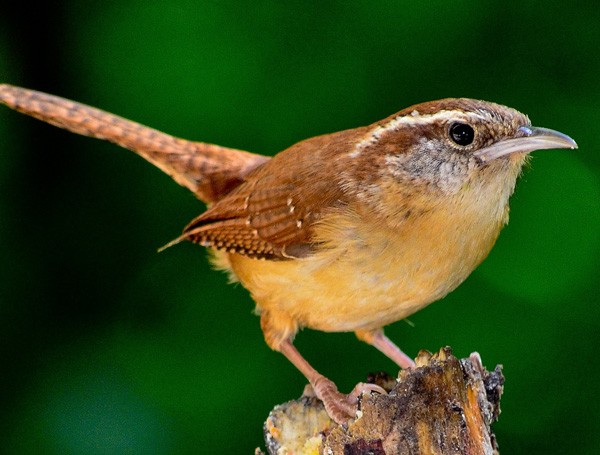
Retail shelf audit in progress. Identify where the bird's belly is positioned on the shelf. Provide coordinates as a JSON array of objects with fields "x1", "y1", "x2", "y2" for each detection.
[{"x1": 225, "y1": 211, "x2": 501, "y2": 333}]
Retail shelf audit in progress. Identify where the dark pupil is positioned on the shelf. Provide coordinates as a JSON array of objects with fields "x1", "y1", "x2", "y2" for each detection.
[{"x1": 450, "y1": 123, "x2": 475, "y2": 146}]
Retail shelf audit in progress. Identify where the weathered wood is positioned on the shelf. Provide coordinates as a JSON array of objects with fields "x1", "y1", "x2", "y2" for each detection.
[{"x1": 260, "y1": 347, "x2": 504, "y2": 455}]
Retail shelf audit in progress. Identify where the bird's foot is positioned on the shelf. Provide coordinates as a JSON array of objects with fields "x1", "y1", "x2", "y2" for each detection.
[{"x1": 310, "y1": 376, "x2": 386, "y2": 425}]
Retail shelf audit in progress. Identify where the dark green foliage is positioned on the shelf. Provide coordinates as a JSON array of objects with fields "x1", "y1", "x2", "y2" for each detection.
[{"x1": 0, "y1": 2, "x2": 598, "y2": 453}]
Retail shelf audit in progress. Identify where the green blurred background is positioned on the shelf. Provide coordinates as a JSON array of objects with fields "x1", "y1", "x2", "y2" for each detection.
[{"x1": 0, "y1": 1, "x2": 598, "y2": 453}]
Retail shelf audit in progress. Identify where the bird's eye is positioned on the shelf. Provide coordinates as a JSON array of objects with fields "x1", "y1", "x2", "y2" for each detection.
[{"x1": 449, "y1": 122, "x2": 475, "y2": 146}]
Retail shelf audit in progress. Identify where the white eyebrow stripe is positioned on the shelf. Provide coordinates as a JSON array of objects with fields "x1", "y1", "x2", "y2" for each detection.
[{"x1": 349, "y1": 109, "x2": 488, "y2": 158}]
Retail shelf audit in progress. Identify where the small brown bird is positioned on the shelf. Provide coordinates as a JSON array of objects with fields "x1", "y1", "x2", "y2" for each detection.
[{"x1": 0, "y1": 85, "x2": 577, "y2": 423}]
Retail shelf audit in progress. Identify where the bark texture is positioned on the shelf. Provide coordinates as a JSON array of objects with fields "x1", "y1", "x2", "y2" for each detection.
[{"x1": 259, "y1": 347, "x2": 504, "y2": 455}]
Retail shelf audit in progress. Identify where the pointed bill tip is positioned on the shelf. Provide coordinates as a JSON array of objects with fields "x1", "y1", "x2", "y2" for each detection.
[
  {"x1": 518, "y1": 126, "x2": 578, "y2": 150},
  {"x1": 475, "y1": 125, "x2": 578, "y2": 162}
]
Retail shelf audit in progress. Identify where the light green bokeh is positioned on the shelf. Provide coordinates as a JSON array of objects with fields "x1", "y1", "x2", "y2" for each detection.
[
  {"x1": 477, "y1": 153, "x2": 600, "y2": 307},
  {"x1": 2, "y1": 1, "x2": 599, "y2": 454},
  {"x1": 7, "y1": 345, "x2": 174, "y2": 454}
]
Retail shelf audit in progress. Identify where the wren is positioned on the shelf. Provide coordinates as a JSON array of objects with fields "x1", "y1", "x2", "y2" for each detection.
[{"x1": 0, "y1": 85, "x2": 577, "y2": 423}]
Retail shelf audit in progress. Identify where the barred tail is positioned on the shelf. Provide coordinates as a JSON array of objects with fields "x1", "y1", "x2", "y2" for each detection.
[{"x1": 0, "y1": 84, "x2": 268, "y2": 203}]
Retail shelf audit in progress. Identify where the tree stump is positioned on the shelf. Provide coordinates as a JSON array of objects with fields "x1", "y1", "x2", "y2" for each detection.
[{"x1": 259, "y1": 347, "x2": 504, "y2": 455}]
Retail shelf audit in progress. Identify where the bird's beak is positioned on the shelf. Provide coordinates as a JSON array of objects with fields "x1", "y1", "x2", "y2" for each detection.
[{"x1": 474, "y1": 126, "x2": 578, "y2": 162}]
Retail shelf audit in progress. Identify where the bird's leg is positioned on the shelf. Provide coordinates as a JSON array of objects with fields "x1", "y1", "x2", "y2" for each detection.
[
  {"x1": 279, "y1": 339, "x2": 385, "y2": 424},
  {"x1": 355, "y1": 328, "x2": 415, "y2": 369}
]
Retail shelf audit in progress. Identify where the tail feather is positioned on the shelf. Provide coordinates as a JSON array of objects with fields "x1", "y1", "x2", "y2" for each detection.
[{"x1": 0, "y1": 84, "x2": 269, "y2": 203}]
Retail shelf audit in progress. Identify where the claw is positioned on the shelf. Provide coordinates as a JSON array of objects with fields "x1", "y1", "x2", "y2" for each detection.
[
  {"x1": 312, "y1": 377, "x2": 387, "y2": 424},
  {"x1": 302, "y1": 384, "x2": 316, "y2": 398},
  {"x1": 278, "y1": 340, "x2": 387, "y2": 424},
  {"x1": 349, "y1": 382, "x2": 387, "y2": 401}
]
